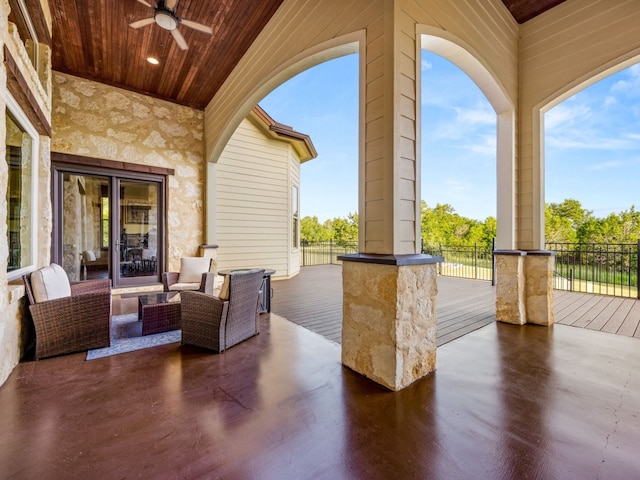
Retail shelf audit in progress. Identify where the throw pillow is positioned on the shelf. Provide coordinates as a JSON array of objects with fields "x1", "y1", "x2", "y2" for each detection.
[
  {"x1": 177, "y1": 257, "x2": 211, "y2": 284},
  {"x1": 30, "y1": 263, "x2": 72, "y2": 303}
]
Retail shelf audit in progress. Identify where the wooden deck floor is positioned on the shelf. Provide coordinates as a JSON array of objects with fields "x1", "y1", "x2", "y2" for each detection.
[{"x1": 271, "y1": 264, "x2": 640, "y2": 344}]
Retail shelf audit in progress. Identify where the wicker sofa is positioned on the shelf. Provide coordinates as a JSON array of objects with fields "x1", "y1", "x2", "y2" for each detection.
[
  {"x1": 181, "y1": 269, "x2": 265, "y2": 352},
  {"x1": 23, "y1": 264, "x2": 111, "y2": 360}
]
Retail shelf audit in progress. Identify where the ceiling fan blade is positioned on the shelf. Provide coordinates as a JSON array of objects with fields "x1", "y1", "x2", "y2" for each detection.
[
  {"x1": 180, "y1": 18, "x2": 213, "y2": 35},
  {"x1": 130, "y1": 17, "x2": 156, "y2": 29},
  {"x1": 166, "y1": 0, "x2": 178, "y2": 10},
  {"x1": 136, "y1": 0, "x2": 153, "y2": 7},
  {"x1": 171, "y1": 28, "x2": 188, "y2": 50}
]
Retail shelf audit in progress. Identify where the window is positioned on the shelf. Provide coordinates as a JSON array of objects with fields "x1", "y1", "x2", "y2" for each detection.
[
  {"x1": 292, "y1": 184, "x2": 299, "y2": 249},
  {"x1": 6, "y1": 93, "x2": 38, "y2": 277},
  {"x1": 7, "y1": 0, "x2": 39, "y2": 70}
]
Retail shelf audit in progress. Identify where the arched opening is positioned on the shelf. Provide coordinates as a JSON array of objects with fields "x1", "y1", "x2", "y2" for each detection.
[
  {"x1": 210, "y1": 52, "x2": 360, "y2": 344},
  {"x1": 420, "y1": 51, "x2": 497, "y2": 244},
  {"x1": 544, "y1": 61, "x2": 640, "y2": 300},
  {"x1": 416, "y1": 30, "x2": 516, "y2": 342},
  {"x1": 419, "y1": 30, "x2": 515, "y2": 251}
]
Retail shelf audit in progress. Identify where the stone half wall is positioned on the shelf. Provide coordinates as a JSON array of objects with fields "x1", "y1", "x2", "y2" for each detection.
[{"x1": 51, "y1": 72, "x2": 205, "y2": 270}]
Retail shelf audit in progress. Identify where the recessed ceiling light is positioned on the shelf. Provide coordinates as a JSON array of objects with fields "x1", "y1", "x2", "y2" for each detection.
[{"x1": 146, "y1": 57, "x2": 160, "y2": 65}]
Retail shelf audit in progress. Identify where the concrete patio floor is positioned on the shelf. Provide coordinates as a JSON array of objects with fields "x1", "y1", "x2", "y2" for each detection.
[{"x1": 1, "y1": 285, "x2": 640, "y2": 479}]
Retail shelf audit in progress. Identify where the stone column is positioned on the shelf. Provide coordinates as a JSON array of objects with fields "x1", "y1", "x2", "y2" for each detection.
[
  {"x1": 340, "y1": 254, "x2": 441, "y2": 391},
  {"x1": 495, "y1": 250, "x2": 526, "y2": 325},
  {"x1": 340, "y1": 3, "x2": 440, "y2": 391},
  {"x1": 524, "y1": 251, "x2": 555, "y2": 326}
]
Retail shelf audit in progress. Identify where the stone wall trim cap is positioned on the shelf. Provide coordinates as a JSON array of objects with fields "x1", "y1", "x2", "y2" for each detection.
[
  {"x1": 494, "y1": 250, "x2": 527, "y2": 256},
  {"x1": 525, "y1": 250, "x2": 557, "y2": 256},
  {"x1": 338, "y1": 253, "x2": 443, "y2": 266}
]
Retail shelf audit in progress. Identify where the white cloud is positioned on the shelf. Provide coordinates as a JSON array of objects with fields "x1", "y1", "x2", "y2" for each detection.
[
  {"x1": 610, "y1": 79, "x2": 632, "y2": 94},
  {"x1": 544, "y1": 102, "x2": 591, "y2": 130},
  {"x1": 457, "y1": 106, "x2": 495, "y2": 127},
  {"x1": 467, "y1": 134, "x2": 496, "y2": 156},
  {"x1": 421, "y1": 59, "x2": 432, "y2": 71},
  {"x1": 546, "y1": 135, "x2": 633, "y2": 150},
  {"x1": 609, "y1": 64, "x2": 640, "y2": 97},
  {"x1": 545, "y1": 88, "x2": 640, "y2": 151},
  {"x1": 587, "y1": 160, "x2": 625, "y2": 171},
  {"x1": 427, "y1": 103, "x2": 495, "y2": 142}
]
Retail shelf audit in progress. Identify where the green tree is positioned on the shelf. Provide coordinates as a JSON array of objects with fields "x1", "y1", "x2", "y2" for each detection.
[
  {"x1": 577, "y1": 207, "x2": 640, "y2": 244},
  {"x1": 421, "y1": 201, "x2": 491, "y2": 247},
  {"x1": 329, "y1": 212, "x2": 359, "y2": 246},
  {"x1": 548, "y1": 198, "x2": 592, "y2": 230},
  {"x1": 545, "y1": 204, "x2": 577, "y2": 243},
  {"x1": 300, "y1": 216, "x2": 330, "y2": 243}
]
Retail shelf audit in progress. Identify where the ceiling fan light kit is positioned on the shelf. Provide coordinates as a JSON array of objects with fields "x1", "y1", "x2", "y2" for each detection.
[
  {"x1": 154, "y1": 11, "x2": 177, "y2": 31},
  {"x1": 130, "y1": 0, "x2": 213, "y2": 50}
]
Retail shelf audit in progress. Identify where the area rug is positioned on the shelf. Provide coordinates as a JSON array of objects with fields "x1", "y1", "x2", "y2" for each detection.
[{"x1": 86, "y1": 313, "x2": 181, "y2": 360}]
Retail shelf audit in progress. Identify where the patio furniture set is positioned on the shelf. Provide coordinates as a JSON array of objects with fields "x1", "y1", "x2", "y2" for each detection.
[{"x1": 22, "y1": 258, "x2": 274, "y2": 360}]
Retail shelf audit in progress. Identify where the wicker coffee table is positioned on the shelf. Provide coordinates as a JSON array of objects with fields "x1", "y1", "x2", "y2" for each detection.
[{"x1": 138, "y1": 292, "x2": 181, "y2": 336}]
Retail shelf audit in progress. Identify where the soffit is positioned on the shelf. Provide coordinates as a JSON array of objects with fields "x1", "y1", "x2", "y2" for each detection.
[{"x1": 48, "y1": 0, "x2": 566, "y2": 111}]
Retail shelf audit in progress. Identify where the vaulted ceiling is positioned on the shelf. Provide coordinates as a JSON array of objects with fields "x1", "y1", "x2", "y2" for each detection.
[{"x1": 49, "y1": 0, "x2": 567, "y2": 110}]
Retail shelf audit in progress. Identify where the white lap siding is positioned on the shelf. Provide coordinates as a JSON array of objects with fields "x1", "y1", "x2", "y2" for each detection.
[{"x1": 216, "y1": 117, "x2": 300, "y2": 278}]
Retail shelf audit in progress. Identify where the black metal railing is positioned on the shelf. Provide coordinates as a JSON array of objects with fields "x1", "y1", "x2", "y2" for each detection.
[
  {"x1": 422, "y1": 241, "x2": 495, "y2": 284},
  {"x1": 300, "y1": 239, "x2": 640, "y2": 298},
  {"x1": 301, "y1": 240, "x2": 358, "y2": 266},
  {"x1": 546, "y1": 241, "x2": 639, "y2": 298}
]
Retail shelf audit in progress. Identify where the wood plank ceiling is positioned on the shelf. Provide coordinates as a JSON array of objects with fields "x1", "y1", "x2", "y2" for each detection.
[{"x1": 49, "y1": 0, "x2": 566, "y2": 111}]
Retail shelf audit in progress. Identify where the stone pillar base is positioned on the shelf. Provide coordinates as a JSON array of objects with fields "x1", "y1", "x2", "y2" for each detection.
[
  {"x1": 495, "y1": 250, "x2": 555, "y2": 326},
  {"x1": 340, "y1": 254, "x2": 441, "y2": 391},
  {"x1": 495, "y1": 250, "x2": 526, "y2": 324},
  {"x1": 525, "y1": 251, "x2": 555, "y2": 326}
]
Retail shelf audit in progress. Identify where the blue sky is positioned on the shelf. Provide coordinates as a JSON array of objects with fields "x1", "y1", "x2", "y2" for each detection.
[{"x1": 260, "y1": 52, "x2": 640, "y2": 222}]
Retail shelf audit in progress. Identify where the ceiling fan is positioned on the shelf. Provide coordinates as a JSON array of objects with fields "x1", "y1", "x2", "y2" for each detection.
[{"x1": 130, "y1": 0, "x2": 213, "y2": 51}]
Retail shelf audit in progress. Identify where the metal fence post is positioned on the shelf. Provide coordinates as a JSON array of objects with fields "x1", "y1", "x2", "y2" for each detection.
[
  {"x1": 491, "y1": 238, "x2": 495, "y2": 286},
  {"x1": 474, "y1": 243, "x2": 478, "y2": 280},
  {"x1": 330, "y1": 239, "x2": 334, "y2": 265}
]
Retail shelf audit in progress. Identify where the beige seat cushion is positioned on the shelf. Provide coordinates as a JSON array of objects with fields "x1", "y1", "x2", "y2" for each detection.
[
  {"x1": 30, "y1": 263, "x2": 72, "y2": 303},
  {"x1": 168, "y1": 282, "x2": 201, "y2": 291},
  {"x1": 177, "y1": 257, "x2": 211, "y2": 283}
]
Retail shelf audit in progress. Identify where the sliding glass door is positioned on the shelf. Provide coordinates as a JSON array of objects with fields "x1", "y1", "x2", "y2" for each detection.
[
  {"x1": 53, "y1": 163, "x2": 165, "y2": 287},
  {"x1": 59, "y1": 173, "x2": 111, "y2": 282},
  {"x1": 117, "y1": 179, "x2": 160, "y2": 285}
]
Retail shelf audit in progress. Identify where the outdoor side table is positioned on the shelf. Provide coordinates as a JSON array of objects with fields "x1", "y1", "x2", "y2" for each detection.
[
  {"x1": 218, "y1": 268, "x2": 276, "y2": 313},
  {"x1": 138, "y1": 292, "x2": 181, "y2": 335}
]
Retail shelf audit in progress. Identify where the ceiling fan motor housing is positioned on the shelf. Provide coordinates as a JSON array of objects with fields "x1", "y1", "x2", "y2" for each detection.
[{"x1": 154, "y1": 10, "x2": 178, "y2": 30}]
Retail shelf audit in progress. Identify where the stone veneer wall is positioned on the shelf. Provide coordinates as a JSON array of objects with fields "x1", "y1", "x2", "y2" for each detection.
[
  {"x1": 51, "y1": 72, "x2": 205, "y2": 271},
  {"x1": 1, "y1": 7, "x2": 53, "y2": 386}
]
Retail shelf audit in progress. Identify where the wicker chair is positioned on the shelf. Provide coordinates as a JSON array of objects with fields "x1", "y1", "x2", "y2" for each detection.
[
  {"x1": 162, "y1": 257, "x2": 216, "y2": 294},
  {"x1": 23, "y1": 267, "x2": 112, "y2": 360},
  {"x1": 181, "y1": 269, "x2": 265, "y2": 352}
]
